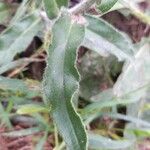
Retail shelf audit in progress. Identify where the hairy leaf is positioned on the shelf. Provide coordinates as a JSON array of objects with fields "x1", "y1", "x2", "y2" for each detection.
[
  {"x1": 11, "y1": 0, "x2": 29, "y2": 23},
  {"x1": 43, "y1": 0, "x2": 59, "y2": 19},
  {"x1": 42, "y1": 13, "x2": 87, "y2": 150},
  {"x1": 97, "y1": 0, "x2": 118, "y2": 13},
  {"x1": 0, "y1": 76, "x2": 39, "y2": 97},
  {"x1": 0, "y1": 12, "x2": 41, "y2": 66},
  {"x1": 83, "y1": 15, "x2": 135, "y2": 61},
  {"x1": 2, "y1": 127, "x2": 42, "y2": 137},
  {"x1": 0, "y1": 2, "x2": 11, "y2": 24},
  {"x1": 114, "y1": 43, "x2": 150, "y2": 96},
  {"x1": 88, "y1": 133, "x2": 133, "y2": 150},
  {"x1": 56, "y1": 0, "x2": 69, "y2": 8},
  {"x1": 0, "y1": 102, "x2": 12, "y2": 128},
  {"x1": 43, "y1": 0, "x2": 68, "y2": 19}
]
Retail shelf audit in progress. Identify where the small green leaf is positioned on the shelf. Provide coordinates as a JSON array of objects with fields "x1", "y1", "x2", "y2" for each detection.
[
  {"x1": 56, "y1": 0, "x2": 68, "y2": 8},
  {"x1": 17, "y1": 104, "x2": 49, "y2": 115},
  {"x1": 0, "y1": 2, "x2": 11, "y2": 24},
  {"x1": 11, "y1": 0, "x2": 29, "y2": 23},
  {"x1": 132, "y1": 128, "x2": 150, "y2": 138},
  {"x1": 43, "y1": 0, "x2": 59, "y2": 19},
  {"x1": 109, "y1": 113, "x2": 150, "y2": 128},
  {"x1": 2, "y1": 127, "x2": 42, "y2": 137},
  {"x1": 88, "y1": 133, "x2": 133, "y2": 150},
  {"x1": 0, "y1": 76, "x2": 40, "y2": 98},
  {"x1": 97, "y1": 0, "x2": 118, "y2": 14},
  {"x1": 35, "y1": 131, "x2": 48, "y2": 150},
  {"x1": 43, "y1": 0, "x2": 69, "y2": 19},
  {"x1": 42, "y1": 12, "x2": 87, "y2": 150}
]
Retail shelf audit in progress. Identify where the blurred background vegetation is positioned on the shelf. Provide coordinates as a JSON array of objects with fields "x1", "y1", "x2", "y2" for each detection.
[{"x1": 0, "y1": 0, "x2": 150, "y2": 150}]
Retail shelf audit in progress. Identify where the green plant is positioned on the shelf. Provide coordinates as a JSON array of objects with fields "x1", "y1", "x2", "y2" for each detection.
[{"x1": 0, "y1": 0, "x2": 150, "y2": 150}]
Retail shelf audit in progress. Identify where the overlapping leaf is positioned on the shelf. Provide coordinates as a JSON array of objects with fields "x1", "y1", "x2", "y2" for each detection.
[
  {"x1": 42, "y1": 13, "x2": 87, "y2": 150},
  {"x1": 83, "y1": 15, "x2": 135, "y2": 61},
  {"x1": 88, "y1": 133, "x2": 133, "y2": 150},
  {"x1": 114, "y1": 43, "x2": 150, "y2": 97},
  {"x1": 43, "y1": 0, "x2": 59, "y2": 19},
  {"x1": 56, "y1": 0, "x2": 68, "y2": 8},
  {"x1": 0, "y1": 2, "x2": 11, "y2": 24},
  {"x1": 43, "y1": 0, "x2": 68, "y2": 19},
  {"x1": 96, "y1": 0, "x2": 118, "y2": 14},
  {"x1": 0, "y1": 12, "x2": 41, "y2": 66},
  {"x1": 0, "y1": 76, "x2": 39, "y2": 97}
]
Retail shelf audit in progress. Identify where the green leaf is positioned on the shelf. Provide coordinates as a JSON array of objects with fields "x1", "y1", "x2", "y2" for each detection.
[
  {"x1": 42, "y1": 13, "x2": 87, "y2": 150},
  {"x1": 82, "y1": 98, "x2": 136, "y2": 119},
  {"x1": 2, "y1": 127, "x2": 42, "y2": 137},
  {"x1": 83, "y1": 15, "x2": 135, "y2": 61},
  {"x1": 0, "y1": 102, "x2": 12, "y2": 128},
  {"x1": 17, "y1": 104, "x2": 49, "y2": 115},
  {"x1": 132, "y1": 128, "x2": 150, "y2": 138},
  {"x1": 88, "y1": 133, "x2": 133, "y2": 150},
  {"x1": 35, "y1": 131, "x2": 48, "y2": 150},
  {"x1": 11, "y1": 0, "x2": 29, "y2": 23},
  {"x1": 114, "y1": 43, "x2": 150, "y2": 97},
  {"x1": 109, "y1": 113, "x2": 150, "y2": 128},
  {"x1": 97, "y1": 0, "x2": 118, "y2": 14},
  {"x1": 0, "y1": 2, "x2": 11, "y2": 24},
  {"x1": 56, "y1": 0, "x2": 68, "y2": 8},
  {"x1": 43, "y1": 0, "x2": 59, "y2": 19},
  {"x1": 0, "y1": 76, "x2": 40, "y2": 98},
  {"x1": 0, "y1": 76, "x2": 28, "y2": 91},
  {"x1": 0, "y1": 12, "x2": 41, "y2": 66},
  {"x1": 43, "y1": 0, "x2": 69, "y2": 19}
]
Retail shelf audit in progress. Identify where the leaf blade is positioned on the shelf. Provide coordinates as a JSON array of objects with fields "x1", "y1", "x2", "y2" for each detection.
[
  {"x1": 97, "y1": 0, "x2": 118, "y2": 13},
  {"x1": 43, "y1": 0, "x2": 59, "y2": 19},
  {"x1": 0, "y1": 12, "x2": 42, "y2": 66},
  {"x1": 56, "y1": 0, "x2": 69, "y2": 8},
  {"x1": 83, "y1": 15, "x2": 135, "y2": 61},
  {"x1": 42, "y1": 13, "x2": 87, "y2": 150}
]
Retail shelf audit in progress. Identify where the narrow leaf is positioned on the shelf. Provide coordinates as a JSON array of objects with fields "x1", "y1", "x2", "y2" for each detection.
[
  {"x1": 43, "y1": 0, "x2": 59, "y2": 19},
  {"x1": 0, "y1": 76, "x2": 39, "y2": 97},
  {"x1": 114, "y1": 43, "x2": 150, "y2": 97},
  {"x1": 88, "y1": 133, "x2": 133, "y2": 150},
  {"x1": 97, "y1": 0, "x2": 118, "y2": 13},
  {"x1": 0, "y1": 12, "x2": 41, "y2": 66},
  {"x1": 11, "y1": 0, "x2": 29, "y2": 23},
  {"x1": 0, "y1": 102, "x2": 12, "y2": 128},
  {"x1": 35, "y1": 131, "x2": 48, "y2": 150},
  {"x1": 83, "y1": 15, "x2": 135, "y2": 61},
  {"x1": 0, "y1": 2, "x2": 11, "y2": 24},
  {"x1": 56, "y1": 0, "x2": 69, "y2": 8},
  {"x1": 2, "y1": 127, "x2": 42, "y2": 137},
  {"x1": 17, "y1": 104, "x2": 49, "y2": 115},
  {"x1": 43, "y1": 13, "x2": 87, "y2": 150}
]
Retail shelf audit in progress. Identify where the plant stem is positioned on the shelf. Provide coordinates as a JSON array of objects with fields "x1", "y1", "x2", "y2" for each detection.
[
  {"x1": 69, "y1": 0, "x2": 100, "y2": 14},
  {"x1": 57, "y1": 142, "x2": 65, "y2": 150},
  {"x1": 53, "y1": 124, "x2": 59, "y2": 150}
]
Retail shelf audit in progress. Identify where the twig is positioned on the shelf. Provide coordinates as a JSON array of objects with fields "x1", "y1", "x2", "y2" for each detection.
[
  {"x1": 7, "y1": 48, "x2": 45, "y2": 77},
  {"x1": 0, "y1": 58, "x2": 44, "y2": 75},
  {"x1": 69, "y1": 0, "x2": 99, "y2": 14}
]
